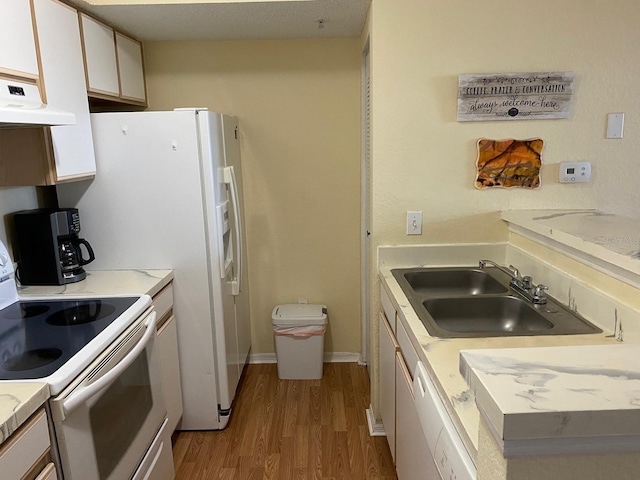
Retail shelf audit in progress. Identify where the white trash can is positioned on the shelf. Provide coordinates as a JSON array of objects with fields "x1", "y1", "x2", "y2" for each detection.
[{"x1": 272, "y1": 304, "x2": 328, "y2": 380}]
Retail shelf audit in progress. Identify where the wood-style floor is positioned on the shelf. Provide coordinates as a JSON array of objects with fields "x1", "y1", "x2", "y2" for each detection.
[{"x1": 172, "y1": 363, "x2": 397, "y2": 480}]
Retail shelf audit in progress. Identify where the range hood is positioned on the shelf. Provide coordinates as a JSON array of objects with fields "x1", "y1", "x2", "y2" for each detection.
[{"x1": 0, "y1": 79, "x2": 75, "y2": 127}]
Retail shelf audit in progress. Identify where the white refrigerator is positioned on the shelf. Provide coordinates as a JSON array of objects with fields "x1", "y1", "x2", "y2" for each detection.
[{"x1": 57, "y1": 109, "x2": 251, "y2": 430}]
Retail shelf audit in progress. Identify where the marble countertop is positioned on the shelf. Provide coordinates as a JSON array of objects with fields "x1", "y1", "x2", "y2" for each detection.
[
  {"x1": 0, "y1": 269, "x2": 173, "y2": 447},
  {"x1": 502, "y1": 209, "x2": 640, "y2": 280},
  {"x1": 460, "y1": 343, "x2": 640, "y2": 456},
  {"x1": 380, "y1": 267, "x2": 618, "y2": 463},
  {"x1": 0, "y1": 383, "x2": 49, "y2": 445}
]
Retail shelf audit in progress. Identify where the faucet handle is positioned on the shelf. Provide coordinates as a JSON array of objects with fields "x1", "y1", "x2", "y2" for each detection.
[
  {"x1": 534, "y1": 284, "x2": 548, "y2": 296},
  {"x1": 532, "y1": 284, "x2": 548, "y2": 304},
  {"x1": 508, "y1": 265, "x2": 521, "y2": 279}
]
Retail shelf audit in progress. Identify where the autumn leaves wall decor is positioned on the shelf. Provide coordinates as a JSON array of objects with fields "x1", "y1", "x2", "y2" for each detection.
[{"x1": 475, "y1": 138, "x2": 543, "y2": 189}]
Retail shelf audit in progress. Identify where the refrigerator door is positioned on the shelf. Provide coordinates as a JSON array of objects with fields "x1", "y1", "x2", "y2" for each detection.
[
  {"x1": 57, "y1": 110, "x2": 224, "y2": 429},
  {"x1": 196, "y1": 111, "x2": 239, "y2": 422},
  {"x1": 221, "y1": 115, "x2": 251, "y2": 378}
]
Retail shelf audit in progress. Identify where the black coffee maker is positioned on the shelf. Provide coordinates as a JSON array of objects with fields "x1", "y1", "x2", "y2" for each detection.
[{"x1": 13, "y1": 208, "x2": 95, "y2": 285}]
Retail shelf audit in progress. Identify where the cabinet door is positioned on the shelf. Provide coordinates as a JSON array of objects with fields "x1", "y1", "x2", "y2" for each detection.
[
  {"x1": 116, "y1": 32, "x2": 146, "y2": 104},
  {"x1": 0, "y1": 0, "x2": 39, "y2": 79},
  {"x1": 0, "y1": 409, "x2": 50, "y2": 480},
  {"x1": 395, "y1": 353, "x2": 439, "y2": 480},
  {"x1": 379, "y1": 312, "x2": 398, "y2": 462},
  {"x1": 80, "y1": 13, "x2": 119, "y2": 97},
  {"x1": 157, "y1": 314, "x2": 184, "y2": 432},
  {"x1": 33, "y1": 0, "x2": 96, "y2": 181}
]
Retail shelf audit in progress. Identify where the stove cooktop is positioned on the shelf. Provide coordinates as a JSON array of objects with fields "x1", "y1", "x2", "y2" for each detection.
[{"x1": 0, "y1": 297, "x2": 139, "y2": 381}]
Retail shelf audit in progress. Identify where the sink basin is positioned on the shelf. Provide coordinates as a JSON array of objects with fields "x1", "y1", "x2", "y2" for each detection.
[
  {"x1": 423, "y1": 296, "x2": 553, "y2": 333},
  {"x1": 390, "y1": 266, "x2": 603, "y2": 338},
  {"x1": 397, "y1": 268, "x2": 508, "y2": 296}
]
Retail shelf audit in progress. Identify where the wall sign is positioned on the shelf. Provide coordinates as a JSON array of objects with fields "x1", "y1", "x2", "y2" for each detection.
[{"x1": 458, "y1": 72, "x2": 574, "y2": 122}]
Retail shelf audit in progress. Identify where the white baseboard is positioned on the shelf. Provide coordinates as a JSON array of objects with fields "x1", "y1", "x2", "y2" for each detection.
[
  {"x1": 366, "y1": 407, "x2": 386, "y2": 437},
  {"x1": 325, "y1": 352, "x2": 361, "y2": 363},
  {"x1": 248, "y1": 352, "x2": 361, "y2": 364},
  {"x1": 248, "y1": 353, "x2": 277, "y2": 364}
]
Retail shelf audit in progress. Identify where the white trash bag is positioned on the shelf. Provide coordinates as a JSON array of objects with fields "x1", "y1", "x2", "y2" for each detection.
[{"x1": 273, "y1": 325, "x2": 327, "y2": 338}]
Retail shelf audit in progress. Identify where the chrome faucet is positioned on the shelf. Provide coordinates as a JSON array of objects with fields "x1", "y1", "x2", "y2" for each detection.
[
  {"x1": 479, "y1": 260, "x2": 548, "y2": 304},
  {"x1": 478, "y1": 260, "x2": 521, "y2": 282}
]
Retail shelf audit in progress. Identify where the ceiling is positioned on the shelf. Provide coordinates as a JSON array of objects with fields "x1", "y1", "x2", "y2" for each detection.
[{"x1": 68, "y1": 0, "x2": 371, "y2": 42}]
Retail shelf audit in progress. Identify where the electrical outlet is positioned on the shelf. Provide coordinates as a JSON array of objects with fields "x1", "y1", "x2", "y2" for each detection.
[
  {"x1": 407, "y1": 211, "x2": 422, "y2": 235},
  {"x1": 297, "y1": 298, "x2": 308, "y2": 304}
]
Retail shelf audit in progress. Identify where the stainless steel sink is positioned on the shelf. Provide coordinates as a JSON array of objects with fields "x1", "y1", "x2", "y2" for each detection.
[
  {"x1": 423, "y1": 296, "x2": 553, "y2": 333},
  {"x1": 391, "y1": 266, "x2": 602, "y2": 338},
  {"x1": 401, "y1": 268, "x2": 508, "y2": 296}
]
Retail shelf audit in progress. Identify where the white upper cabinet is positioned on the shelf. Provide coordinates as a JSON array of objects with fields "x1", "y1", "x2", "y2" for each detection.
[
  {"x1": 33, "y1": 0, "x2": 96, "y2": 181},
  {"x1": 80, "y1": 13, "x2": 119, "y2": 97},
  {"x1": 0, "y1": 0, "x2": 39, "y2": 79},
  {"x1": 80, "y1": 13, "x2": 147, "y2": 106},
  {"x1": 116, "y1": 32, "x2": 146, "y2": 103}
]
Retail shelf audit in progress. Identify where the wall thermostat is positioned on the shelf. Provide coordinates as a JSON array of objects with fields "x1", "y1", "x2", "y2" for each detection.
[{"x1": 559, "y1": 161, "x2": 591, "y2": 183}]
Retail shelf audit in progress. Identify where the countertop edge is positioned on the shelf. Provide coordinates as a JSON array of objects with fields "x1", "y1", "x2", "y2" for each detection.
[
  {"x1": 0, "y1": 383, "x2": 50, "y2": 446},
  {"x1": 18, "y1": 269, "x2": 174, "y2": 298}
]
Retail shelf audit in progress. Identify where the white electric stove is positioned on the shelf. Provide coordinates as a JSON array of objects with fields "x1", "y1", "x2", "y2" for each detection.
[{"x1": 0, "y1": 239, "x2": 174, "y2": 480}]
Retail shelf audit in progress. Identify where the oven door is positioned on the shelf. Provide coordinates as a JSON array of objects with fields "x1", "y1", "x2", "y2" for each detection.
[{"x1": 49, "y1": 309, "x2": 171, "y2": 480}]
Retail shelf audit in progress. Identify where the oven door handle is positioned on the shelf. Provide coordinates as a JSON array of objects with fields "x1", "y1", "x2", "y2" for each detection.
[{"x1": 62, "y1": 312, "x2": 157, "y2": 416}]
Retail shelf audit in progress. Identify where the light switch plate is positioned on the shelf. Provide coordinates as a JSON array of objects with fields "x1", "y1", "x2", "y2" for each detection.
[
  {"x1": 607, "y1": 113, "x2": 624, "y2": 139},
  {"x1": 559, "y1": 161, "x2": 591, "y2": 183},
  {"x1": 407, "y1": 211, "x2": 422, "y2": 235}
]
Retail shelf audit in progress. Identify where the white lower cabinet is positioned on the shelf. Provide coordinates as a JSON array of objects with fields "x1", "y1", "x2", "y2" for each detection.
[
  {"x1": 153, "y1": 283, "x2": 183, "y2": 433},
  {"x1": 395, "y1": 352, "x2": 439, "y2": 480},
  {"x1": 379, "y1": 312, "x2": 399, "y2": 461},
  {"x1": 157, "y1": 314, "x2": 183, "y2": 432},
  {"x1": 380, "y1": 285, "x2": 438, "y2": 479},
  {"x1": 0, "y1": 408, "x2": 58, "y2": 480}
]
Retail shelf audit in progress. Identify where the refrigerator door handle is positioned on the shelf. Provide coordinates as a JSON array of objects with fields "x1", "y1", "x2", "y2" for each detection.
[{"x1": 223, "y1": 166, "x2": 243, "y2": 296}]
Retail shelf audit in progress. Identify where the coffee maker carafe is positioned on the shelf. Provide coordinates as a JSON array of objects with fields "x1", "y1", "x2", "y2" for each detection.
[{"x1": 13, "y1": 208, "x2": 95, "y2": 285}]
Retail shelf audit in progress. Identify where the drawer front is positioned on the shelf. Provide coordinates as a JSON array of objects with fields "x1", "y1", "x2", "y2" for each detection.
[
  {"x1": 397, "y1": 319, "x2": 419, "y2": 380},
  {"x1": 380, "y1": 286, "x2": 396, "y2": 333},
  {"x1": 152, "y1": 283, "x2": 174, "y2": 329},
  {"x1": 35, "y1": 463, "x2": 58, "y2": 480},
  {"x1": 0, "y1": 409, "x2": 50, "y2": 479}
]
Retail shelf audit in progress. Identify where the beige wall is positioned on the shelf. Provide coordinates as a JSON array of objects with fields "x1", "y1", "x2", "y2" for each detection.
[
  {"x1": 370, "y1": 0, "x2": 640, "y2": 248},
  {"x1": 366, "y1": 0, "x2": 640, "y2": 414},
  {"x1": 144, "y1": 38, "x2": 362, "y2": 355}
]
